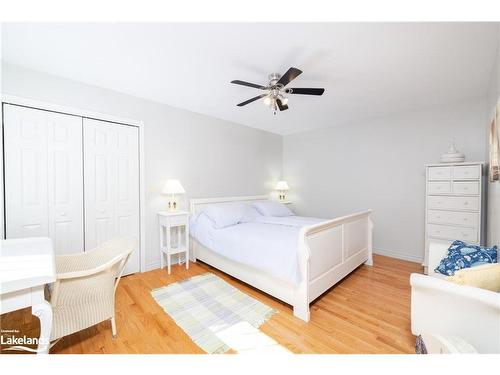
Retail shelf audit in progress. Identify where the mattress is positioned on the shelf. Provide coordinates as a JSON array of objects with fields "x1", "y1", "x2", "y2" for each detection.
[{"x1": 190, "y1": 213, "x2": 323, "y2": 284}]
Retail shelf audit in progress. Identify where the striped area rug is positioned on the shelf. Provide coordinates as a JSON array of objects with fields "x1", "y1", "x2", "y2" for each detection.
[{"x1": 151, "y1": 273, "x2": 277, "y2": 354}]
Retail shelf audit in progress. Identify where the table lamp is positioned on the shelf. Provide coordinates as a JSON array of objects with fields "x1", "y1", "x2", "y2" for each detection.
[
  {"x1": 162, "y1": 179, "x2": 185, "y2": 211},
  {"x1": 275, "y1": 181, "x2": 289, "y2": 202}
]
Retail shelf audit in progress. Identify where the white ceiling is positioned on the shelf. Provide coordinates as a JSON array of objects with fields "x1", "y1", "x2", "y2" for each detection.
[{"x1": 2, "y1": 23, "x2": 499, "y2": 135}]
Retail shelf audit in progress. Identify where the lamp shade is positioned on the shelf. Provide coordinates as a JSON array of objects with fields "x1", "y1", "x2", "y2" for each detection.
[
  {"x1": 275, "y1": 181, "x2": 289, "y2": 191},
  {"x1": 162, "y1": 179, "x2": 186, "y2": 195}
]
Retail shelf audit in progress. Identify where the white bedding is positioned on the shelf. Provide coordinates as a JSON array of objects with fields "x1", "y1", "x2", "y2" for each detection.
[
  {"x1": 252, "y1": 215, "x2": 323, "y2": 227},
  {"x1": 190, "y1": 213, "x2": 324, "y2": 285}
]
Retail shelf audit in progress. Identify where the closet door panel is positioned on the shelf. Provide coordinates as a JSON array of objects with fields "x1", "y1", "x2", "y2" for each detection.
[
  {"x1": 115, "y1": 125, "x2": 140, "y2": 275},
  {"x1": 47, "y1": 112, "x2": 84, "y2": 254},
  {"x1": 4, "y1": 105, "x2": 49, "y2": 238},
  {"x1": 83, "y1": 120, "x2": 117, "y2": 249},
  {"x1": 4, "y1": 105, "x2": 84, "y2": 254},
  {"x1": 84, "y1": 119, "x2": 139, "y2": 274}
]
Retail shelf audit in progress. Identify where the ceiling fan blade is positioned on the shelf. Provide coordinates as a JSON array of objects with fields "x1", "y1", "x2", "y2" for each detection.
[
  {"x1": 277, "y1": 67, "x2": 303, "y2": 87},
  {"x1": 288, "y1": 88, "x2": 325, "y2": 95},
  {"x1": 276, "y1": 98, "x2": 289, "y2": 111},
  {"x1": 237, "y1": 94, "x2": 267, "y2": 107},
  {"x1": 231, "y1": 80, "x2": 266, "y2": 89}
]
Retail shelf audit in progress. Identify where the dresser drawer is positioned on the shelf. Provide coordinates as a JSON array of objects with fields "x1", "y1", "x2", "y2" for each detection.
[
  {"x1": 427, "y1": 196, "x2": 479, "y2": 211},
  {"x1": 453, "y1": 181, "x2": 479, "y2": 195},
  {"x1": 427, "y1": 210, "x2": 479, "y2": 227},
  {"x1": 427, "y1": 181, "x2": 451, "y2": 194},
  {"x1": 453, "y1": 165, "x2": 480, "y2": 180},
  {"x1": 428, "y1": 166, "x2": 451, "y2": 180},
  {"x1": 427, "y1": 224, "x2": 478, "y2": 243}
]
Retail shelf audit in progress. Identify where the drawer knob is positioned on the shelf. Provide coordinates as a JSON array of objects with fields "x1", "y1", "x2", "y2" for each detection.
[
  {"x1": 463, "y1": 218, "x2": 468, "y2": 221},
  {"x1": 464, "y1": 202, "x2": 468, "y2": 206}
]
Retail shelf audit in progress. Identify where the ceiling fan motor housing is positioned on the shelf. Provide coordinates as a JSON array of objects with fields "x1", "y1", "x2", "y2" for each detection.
[{"x1": 268, "y1": 73, "x2": 281, "y2": 86}]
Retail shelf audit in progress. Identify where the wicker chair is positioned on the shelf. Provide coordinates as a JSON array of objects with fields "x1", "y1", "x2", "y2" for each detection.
[{"x1": 48, "y1": 237, "x2": 137, "y2": 346}]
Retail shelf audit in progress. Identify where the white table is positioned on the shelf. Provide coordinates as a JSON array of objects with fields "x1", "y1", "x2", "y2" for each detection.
[
  {"x1": 0, "y1": 237, "x2": 56, "y2": 354},
  {"x1": 158, "y1": 211, "x2": 190, "y2": 274}
]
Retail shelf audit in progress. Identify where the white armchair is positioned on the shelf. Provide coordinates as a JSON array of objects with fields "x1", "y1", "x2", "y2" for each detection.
[
  {"x1": 411, "y1": 241, "x2": 500, "y2": 353},
  {"x1": 48, "y1": 237, "x2": 137, "y2": 346}
]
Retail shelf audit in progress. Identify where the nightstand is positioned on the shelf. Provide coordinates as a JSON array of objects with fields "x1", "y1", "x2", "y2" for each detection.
[{"x1": 158, "y1": 211, "x2": 190, "y2": 274}]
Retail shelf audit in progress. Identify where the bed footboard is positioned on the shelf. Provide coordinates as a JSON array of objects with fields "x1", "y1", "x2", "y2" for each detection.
[{"x1": 293, "y1": 210, "x2": 373, "y2": 321}]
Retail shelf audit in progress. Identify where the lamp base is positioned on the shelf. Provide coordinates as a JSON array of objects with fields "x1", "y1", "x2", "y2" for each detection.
[{"x1": 167, "y1": 200, "x2": 178, "y2": 211}]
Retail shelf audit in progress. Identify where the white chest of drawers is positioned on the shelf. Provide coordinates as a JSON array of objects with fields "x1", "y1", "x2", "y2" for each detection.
[{"x1": 424, "y1": 162, "x2": 485, "y2": 273}]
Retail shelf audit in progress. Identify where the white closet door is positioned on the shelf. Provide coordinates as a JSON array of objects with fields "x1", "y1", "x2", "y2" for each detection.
[
  {"x1": 83, "y1": 119, "x2": 117, "y2": 247},
  {"x1": 46, "y1": 110, "x2": 84, "y2": 254},
  {"x1": 4, "y1": 105, "x2": 48, "y2": 238},
  {"x1": 4, "y1": 104, "x2": 84, "y2": 254},
  {"x1": 84, "y1": 119, "x2": 140, "y2": 274}
]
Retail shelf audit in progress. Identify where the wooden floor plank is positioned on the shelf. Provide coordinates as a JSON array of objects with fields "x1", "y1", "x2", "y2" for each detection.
[{"x1": 0, "y1": 254, "x2": 422, "y2": 354}]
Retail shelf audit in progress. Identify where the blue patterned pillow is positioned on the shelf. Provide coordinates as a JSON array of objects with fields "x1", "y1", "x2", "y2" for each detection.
[{"x1": 435, "y1": 240, "x2": 497, "y2": 276}]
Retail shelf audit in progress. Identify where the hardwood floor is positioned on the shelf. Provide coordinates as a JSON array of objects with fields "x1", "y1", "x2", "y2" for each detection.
[{"x1": 0, "y1": 254, "x2": 422, "y2": 354}]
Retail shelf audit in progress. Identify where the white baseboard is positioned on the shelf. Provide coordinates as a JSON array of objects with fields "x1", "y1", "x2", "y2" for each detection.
[
  {"x1": 145, "y1": 261, "x2": 161, "y2": 272},
  {"x1": 373, "y1": 248, "x2": 423, "y2": 264}
]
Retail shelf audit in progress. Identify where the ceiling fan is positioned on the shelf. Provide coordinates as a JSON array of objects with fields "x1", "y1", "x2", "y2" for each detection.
[{"x1": 231, "y1": 67, "x2": 325, "y2": 115}]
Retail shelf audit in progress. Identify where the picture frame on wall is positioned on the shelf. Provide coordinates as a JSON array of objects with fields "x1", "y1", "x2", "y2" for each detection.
[{"x1": 490, "y1": 99, "x2": 500, "y2": 182}]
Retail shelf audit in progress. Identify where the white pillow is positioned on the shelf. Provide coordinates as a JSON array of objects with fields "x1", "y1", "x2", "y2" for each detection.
[
  {"x1": 239, "y1": 206, "x2": 262, "y2": 223},
  {"x1": 252, "y1": 201, "x2": 293, "y2": 217},
  {"x1": 203, "y1": 203, "x2": 245, "y2": 229}
]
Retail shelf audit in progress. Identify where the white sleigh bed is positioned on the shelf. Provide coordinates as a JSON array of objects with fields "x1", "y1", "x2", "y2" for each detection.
[{"x1": 189, "y1": 195, "x2": 373, "y2": 322}]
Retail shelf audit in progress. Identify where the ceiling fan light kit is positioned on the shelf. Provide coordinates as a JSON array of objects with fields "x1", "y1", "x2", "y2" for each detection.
[{"x1": 231, "y1": 67, "x2": 325, "y2": 115}]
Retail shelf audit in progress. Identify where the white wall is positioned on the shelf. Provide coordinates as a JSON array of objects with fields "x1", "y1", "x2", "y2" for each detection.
[
  {"x1": 284, "y1": 99, "x2": 488, "y2": 262},
  {"x1": 2, "y1": 61, "x2": 495, "y2": 268},
  {"x1": 1, "y1": 63, "x2": 283, "y2": 270},
  {"x1": 486, "y1": 26, "x2": 500, "y2": 247}
]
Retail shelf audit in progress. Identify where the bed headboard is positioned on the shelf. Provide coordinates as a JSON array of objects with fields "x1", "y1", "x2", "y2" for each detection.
[{"x1": 189, "y1": 195, "x2": 269, "y2": 216}]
